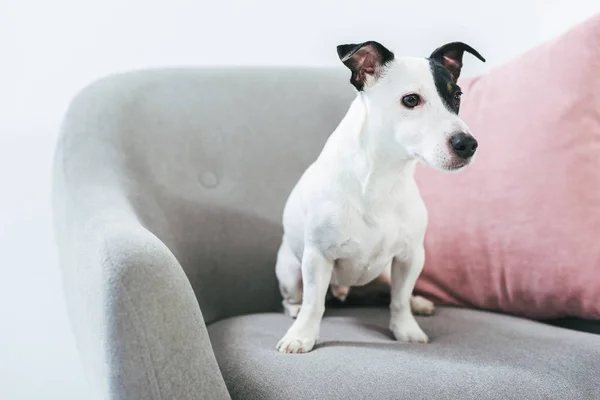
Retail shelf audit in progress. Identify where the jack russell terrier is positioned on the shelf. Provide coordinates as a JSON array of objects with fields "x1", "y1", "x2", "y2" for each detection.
[{"x1": 275, "y1": 40, "x2": 485, "y2": 353}]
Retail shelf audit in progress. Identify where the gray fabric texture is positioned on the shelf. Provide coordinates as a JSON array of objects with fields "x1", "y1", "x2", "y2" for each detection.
[
  {"x1": 52, "y1": 67, "x2": 354, "y2": 399},
  {"x1": 208, "y1": 307, "x2": 600, "y2": 400}
]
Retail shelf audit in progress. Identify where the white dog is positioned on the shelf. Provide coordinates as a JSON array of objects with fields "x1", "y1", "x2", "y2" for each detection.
[{"x1": 275, "y1": 41, "x2": 485, "y2": 353}]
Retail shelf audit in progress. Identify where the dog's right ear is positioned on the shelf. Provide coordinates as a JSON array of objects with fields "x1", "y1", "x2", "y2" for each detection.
[{"x1": 337, "y1": 41, "x2": 394, "y2": 91}]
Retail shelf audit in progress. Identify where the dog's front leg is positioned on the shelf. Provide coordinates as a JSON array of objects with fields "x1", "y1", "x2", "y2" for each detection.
[
  {"x1": 389, "y1": 245, "x2": 429, "y2": 343},
  {"x1": 277, "y1": 246, "x2": 333, "y2": 353}
]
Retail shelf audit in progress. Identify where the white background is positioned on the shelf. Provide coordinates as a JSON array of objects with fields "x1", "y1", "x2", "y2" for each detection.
[{"x1": 1, "y1": 0, "x2": 599, "y2": 398}]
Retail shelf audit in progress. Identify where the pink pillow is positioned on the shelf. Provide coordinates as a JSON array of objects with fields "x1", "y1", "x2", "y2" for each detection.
[{"x1": 414, "y1": 13, "x2": 600, "y2": 320}]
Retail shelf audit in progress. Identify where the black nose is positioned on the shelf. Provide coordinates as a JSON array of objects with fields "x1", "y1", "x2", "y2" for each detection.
[{"x1": 450, "y1": 133, "x2": 478, "y2": 159}]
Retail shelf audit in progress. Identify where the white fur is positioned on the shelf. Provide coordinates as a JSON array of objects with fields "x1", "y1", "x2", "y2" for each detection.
[{"x1": 275, "y1": 57, "x2": 475, "y2": 353}]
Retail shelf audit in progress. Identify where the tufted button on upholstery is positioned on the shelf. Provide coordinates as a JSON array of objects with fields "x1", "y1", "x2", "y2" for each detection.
[{"x1": 199, "y1": 171, "x2": 219, "y2": 188}]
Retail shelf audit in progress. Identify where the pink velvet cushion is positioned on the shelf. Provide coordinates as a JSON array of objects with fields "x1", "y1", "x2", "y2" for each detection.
[{"x1": 414, "y1": 13, "x2": 600, "y2": 320}]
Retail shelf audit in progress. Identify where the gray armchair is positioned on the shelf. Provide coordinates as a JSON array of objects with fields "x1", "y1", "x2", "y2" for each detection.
[{"x1": 53, "y1": 68, "x2": 600, "y2": 400}]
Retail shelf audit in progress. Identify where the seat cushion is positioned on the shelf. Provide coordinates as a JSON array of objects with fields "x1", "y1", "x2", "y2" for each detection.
[{"x1": 208, "y1": 307, "x2": 600, "y2": 400}]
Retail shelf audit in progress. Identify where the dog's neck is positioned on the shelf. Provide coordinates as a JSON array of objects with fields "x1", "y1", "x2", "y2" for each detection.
[{"x1": 320, "y1": 94, "x2": 418, "y2": 200}]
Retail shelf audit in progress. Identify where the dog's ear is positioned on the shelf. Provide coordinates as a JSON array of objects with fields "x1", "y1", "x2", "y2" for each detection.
[
  {"x1": 429, "y1": 42, "x2": 485, "y2": 82},
  {"x1": 337, "y1": 41, "x2": 395, "y2": 91}
]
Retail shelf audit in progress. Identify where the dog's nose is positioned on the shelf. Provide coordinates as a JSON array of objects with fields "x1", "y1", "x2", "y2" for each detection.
[{"x1": 450, "y1": 133, "x2": 478, "y2": 159}]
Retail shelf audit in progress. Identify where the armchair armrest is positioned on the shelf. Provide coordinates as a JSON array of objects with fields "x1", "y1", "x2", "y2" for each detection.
[
  {"x1": 52, "y1": 76, "x2": 231, "y2": 400},
  {"x1": 54, "y1": 197, "x2": 230, "y2": 400}
]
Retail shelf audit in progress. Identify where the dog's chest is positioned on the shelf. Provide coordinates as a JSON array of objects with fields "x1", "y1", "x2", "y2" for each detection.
[{"x1": 328, "y1": 209, "x2": 414, "y2": 286}]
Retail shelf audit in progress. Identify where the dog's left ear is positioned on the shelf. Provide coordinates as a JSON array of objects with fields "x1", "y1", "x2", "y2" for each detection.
[
  {"x1": 429, "y1": 42, "x2": 485, "y2": 82},
  {"x1": 337, "y1": 41, "x2": 395, "y2": 91}
]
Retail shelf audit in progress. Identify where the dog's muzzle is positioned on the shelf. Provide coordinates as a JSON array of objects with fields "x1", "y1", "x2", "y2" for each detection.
[{"x1": 450, "y1": 133, "x2": 478, "y2": 159}]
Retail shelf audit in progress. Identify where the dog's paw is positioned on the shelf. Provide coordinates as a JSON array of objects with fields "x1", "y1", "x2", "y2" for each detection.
[
  {"x1": 276, "y1": 333, "x2": 317, "y2": 354},
  {"x1": 391, "y1": 319, "x2": 429, "y2": 344},
  {"x1": 410, "y1": 295, "x2": 435, "y2": 316}
]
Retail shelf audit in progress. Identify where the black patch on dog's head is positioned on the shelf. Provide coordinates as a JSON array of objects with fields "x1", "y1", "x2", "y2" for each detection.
[
  {"x1": 429, "y1": 59, "x2": 462, "y2": 114},
  {"x1": 337, "y1": 41, "x2": 395, "y2": 91},
  {"x1": 427, "y1": 42, "x2": 486, "y2": 114}
]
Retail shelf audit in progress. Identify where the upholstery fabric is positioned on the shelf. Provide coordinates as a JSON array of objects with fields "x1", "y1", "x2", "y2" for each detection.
[
  {"x1": 53, "y1": 67, "x2": 354, "y2": 399},
  {"x1": 208, "y1": 307, "x2": 600, "y2": 400},
  {"x1": 414, "y1": 13, "x2": 600, "y2": 320}
]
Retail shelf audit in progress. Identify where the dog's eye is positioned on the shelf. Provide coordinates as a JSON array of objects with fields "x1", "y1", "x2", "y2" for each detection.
[
  {"x1": 454, "y1": 91, "x2": 463, "y2": 102},
  {"x1": 401, "y1": 94, "x2": 421, "y2": 108}
]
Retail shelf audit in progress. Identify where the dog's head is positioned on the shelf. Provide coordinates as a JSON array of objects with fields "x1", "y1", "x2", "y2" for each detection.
[{"x1": 337, "y1": 41, "x2": 485, "y2": 171}]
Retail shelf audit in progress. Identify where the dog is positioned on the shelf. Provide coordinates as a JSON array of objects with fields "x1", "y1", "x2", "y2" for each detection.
[{"x1": 275, "y1": 40, "x2": 485, "y2": 353}]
